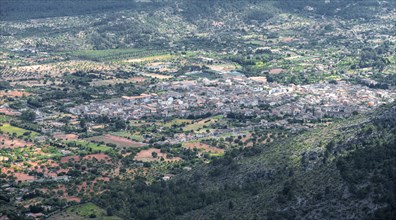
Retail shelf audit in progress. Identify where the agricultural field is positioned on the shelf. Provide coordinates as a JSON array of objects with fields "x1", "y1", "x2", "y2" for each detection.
[
  {"x1": 0, "y1": 115, "x2": 10, "y2": 123},
  {"x1": 0, "y1": 90, "x2": 30, "y2": 98},
  {"x1": 123, "y1": 54, "x2": 175, "y2": 63},
  {"x1": 66, "y1": 49, "x2": 168, "y2": 62},
  {"x1": 53, "y1": 133, "x2": 79, "y2": 140},
  {"x1": 139, "y1": 73, "x2": 173, "y2": 79},
  {"x1": 90, "y1": 77, "x2": 146, "y2": 87},
  {"x1": 183, "y1": 141, "x2": 224, "y2": 156},
  {"x1": 183, "y1": 116, "x2": 223, "y2": 132},
  {"x1": 86, "y1": 134, "x2": 147, "y2": 148},
  {"x1": 65, "y1": 140, "x2": 113, "y2": 153},
  {"x1": 111, "y1": 131, "x2": 144, "y2": 142},
  {"x1": 134, "y1": 148, "x2": 182, "y2": 162},
  {"x1": 0, "y1": 124, "x2": 38, "y2": 138},
  {"x1": 49, "y1": 203, "x2": 121, "y2": 220},
  {"x1": 207, "y1": 63, "x2": 238, "y2": 72},
  {"x1": 0, "y1": 135, "x2": 34, "y2": 149},
  {"x1": 162, "y1": 118, "x2": 193, "y2": 128}
]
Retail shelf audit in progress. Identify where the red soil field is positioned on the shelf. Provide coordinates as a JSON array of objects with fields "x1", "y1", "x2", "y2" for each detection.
[
  {"x1": 184, "y1": 142, "x2": 224, "y2": 154},
  {"x1": 78, "y1": 177, "x2": 110, "y2": 193},
  {"x1": 0, "y1": 135, "x2": 33, "y2": 149},
  {"x1": 65, "y1": 196, "x2": 81, "y2": 203},
  {"x1": 60, "y1": 156, "x2": 81, "y2": 163},
  {"x1": 0, "y1": 107, "x2": 21, "y2": 116},
  {"x1": 60, "y1": 153, "x2": 111, "y2": 164},
  {"x1": 50, "y1": 184, "x2": 81, "y2": 202},
  {"x1": 1, "y1": 167, "x2": 13, "y2": 173},
  {"x1": 0, "y1": 90, "x2": 30, "y2": 98},
  {"x1": 56, "y1": 168, "x2": 70, "y2": 174},
  {"x1": 134, "y1": 148, "x2": 181, "y2": 162},
  {"x1": 241, "y1": 133, "x2": 254, "y2": 147},
  {"x1": 53, "y1": 133, "x2": 79, "y2": 140},
  {"x1": 130, "y1": 76, "x2": 146, "y2": 82},
  {"x1": 14, "y1": 172, "x2": 35, "y2": 182},
  {"x1": 83, "y1": 153, "x2": 111, "y2": 162},
  {"x1": 46, "y1": 160, "x2": 59, "y2": 167}
]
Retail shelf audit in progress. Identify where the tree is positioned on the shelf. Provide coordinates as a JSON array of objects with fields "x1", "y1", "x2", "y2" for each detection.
[
  {"x1": 0, "y1": 81, "x2": 10, "y2": 90},
  {"x1": 29, "y1": 204, "x2": 44, "y2": 213},
  {"x1": 21, "y1": 110, "x2": 36, "y2": 122},
  {"x1": 80, "y1": 118, "x2": 87, "y2": 128},
  {"x1": 106, "y1": 207, "x2": 114, "y2": 216},
  {"x1": 228, "y1": 201, "x2": 234, "y2": 210}
]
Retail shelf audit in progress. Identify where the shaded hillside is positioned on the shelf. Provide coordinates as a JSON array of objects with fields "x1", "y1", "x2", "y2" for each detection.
[
  {"x1": 1, "y1": 0, "x2": 148, "y2": 21},
  {"x1": 94, "y1": 103, "x2": 396, "y2": 219},
  {"x1": 1, "y1": 0, "x2": 392, "y2": 21},
  {"x1": 276, "y1": 0, "x2": 390, "y2": 19},
  {"x1": 2, "y1": 0, "x2": 394, "y2": 51}
]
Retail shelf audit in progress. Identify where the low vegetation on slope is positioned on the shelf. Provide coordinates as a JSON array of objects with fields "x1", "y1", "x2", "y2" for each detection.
[
  {"x1": 94, "y1": 104, "x2": 396, "y2": 219},
  {"x1": 0, "y1": 0, "x2": 141, "y2": 21}
]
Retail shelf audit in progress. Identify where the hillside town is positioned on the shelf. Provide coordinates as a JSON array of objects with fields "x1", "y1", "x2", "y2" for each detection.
[
  {"x1": 68, "y1": 73, "x2": 395, "y2": 123},
  {"x1": 1, "y1": 0, "x2": 396, "y2": 219}
]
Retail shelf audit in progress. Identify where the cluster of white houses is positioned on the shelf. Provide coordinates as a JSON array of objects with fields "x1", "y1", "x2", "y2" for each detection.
[{"x1": 68, "y1": 75, "x2": 395, "y2": 121}]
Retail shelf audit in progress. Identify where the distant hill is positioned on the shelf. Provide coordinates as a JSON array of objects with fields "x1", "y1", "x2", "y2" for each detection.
[
  {"x1": 2, "y1": 0, "x2": 393, "y2": 52},
  {"x1": 1, "y1": 0, "x2": 393, "y2": 21},
  {"x1": 0, "y1": 0, "x2": 141, "y2": 21}
]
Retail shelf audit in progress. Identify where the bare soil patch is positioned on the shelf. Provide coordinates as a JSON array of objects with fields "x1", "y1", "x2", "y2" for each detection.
[
  {"x1": 53, "y1": 133, "x2": 79, "y2": 140},
  {"x1": 207, "y1": 64, "x2": 236, "y2": 72},
  {"x1": 0, "y1": 90, "x2": 30, "y2": 97},
  {"x1": 134, "y1": 148, "x2": 181, "y2": 162},
  {"x1": 0, "y1": 135, "x2": 33, "y2": 149},
  {"x1": 0, "y1": 107, "x2": 21, "y2": 116},
  {"x1": 83, "y1": 153, "x2": 111, "y2": 162},
  {"x1": 14, "y1": 172, "x2": 35, "y2": 182},
  {"x1": 87, "y1": 134, "x2": 146, "y2": 148},
  {"x1": 184, "y1": 142, "x2": 224, "y2": 154},
  {"x1": 60, "y1": 156, "x2": 81, "y2": 163}
]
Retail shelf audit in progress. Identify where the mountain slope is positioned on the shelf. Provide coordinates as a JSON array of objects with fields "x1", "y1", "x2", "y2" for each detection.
[
  {"x1": 2, "y1": 0, "x2": 394, "y2": 51},
  {"x1": 95, "y1": 103, "x2": 396, "y2": 219}
]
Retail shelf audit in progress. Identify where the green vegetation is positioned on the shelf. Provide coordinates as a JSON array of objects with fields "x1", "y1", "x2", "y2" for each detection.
[
  {"x1": 0, "y1": 115, "x2": 10, "y2": 123},
  {"x1": 65, "y1": 140, "x2": 113, "y2": 153},
  {"x1": 111, "y1": 131, "x2": 144, "y2": 142},
  {"x1": 0, "y1": 124, "x2": 38, "y2": 138},
  {"x1": 162, "y1": 119, "x2": 192, "y2": 128},
  {"x1": 64, "y1": 203, "x2": 121, "y2": 220},
  {"x1": 1, "y1": 1, "x2": 395, "y2": 219},
  {"x1": 66, "y1": 49, "x2": 168, "y2": 62},
  {"x1": 95, "y1": 104, "x2": 396, "y2": 220},
  {"x1": 20, "y1": 110, "x2": 36, "y2": 122},
  {"x1": 183, "y1": 117, "x2": 221, "y2": 132},
  {"x1": 0, "y1": 0, "x2": 140, "y2": 21}
]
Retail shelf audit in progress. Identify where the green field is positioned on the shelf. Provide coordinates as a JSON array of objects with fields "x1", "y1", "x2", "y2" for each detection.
[
  {"x1": 183, "y1": 116, "x2": 223, "y2": 132},
  {"x1": 162, "y1": 119, "x2": 193, "y2": 128},
  {"x1": 111, "y1": 131, "x2": 144, "y2": 142},
  {"x1": 66, "y1": 140, "x2": 113, "y2": 152},
  {"x1": 0, "y1": 124, "x2": 38, "y2": 138},
  {"x1": 0, "y1": 115, "x2": 9, "y2": 123},
  {"x1": 123, "y1": 54, "x2": 176, "y2": 63},
  {"x1": 66, "y1": 48, "x2": 167, "y2": 62},
  {"x1": 50, "y1": 203, "x2": 122, "y2": 220}
]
